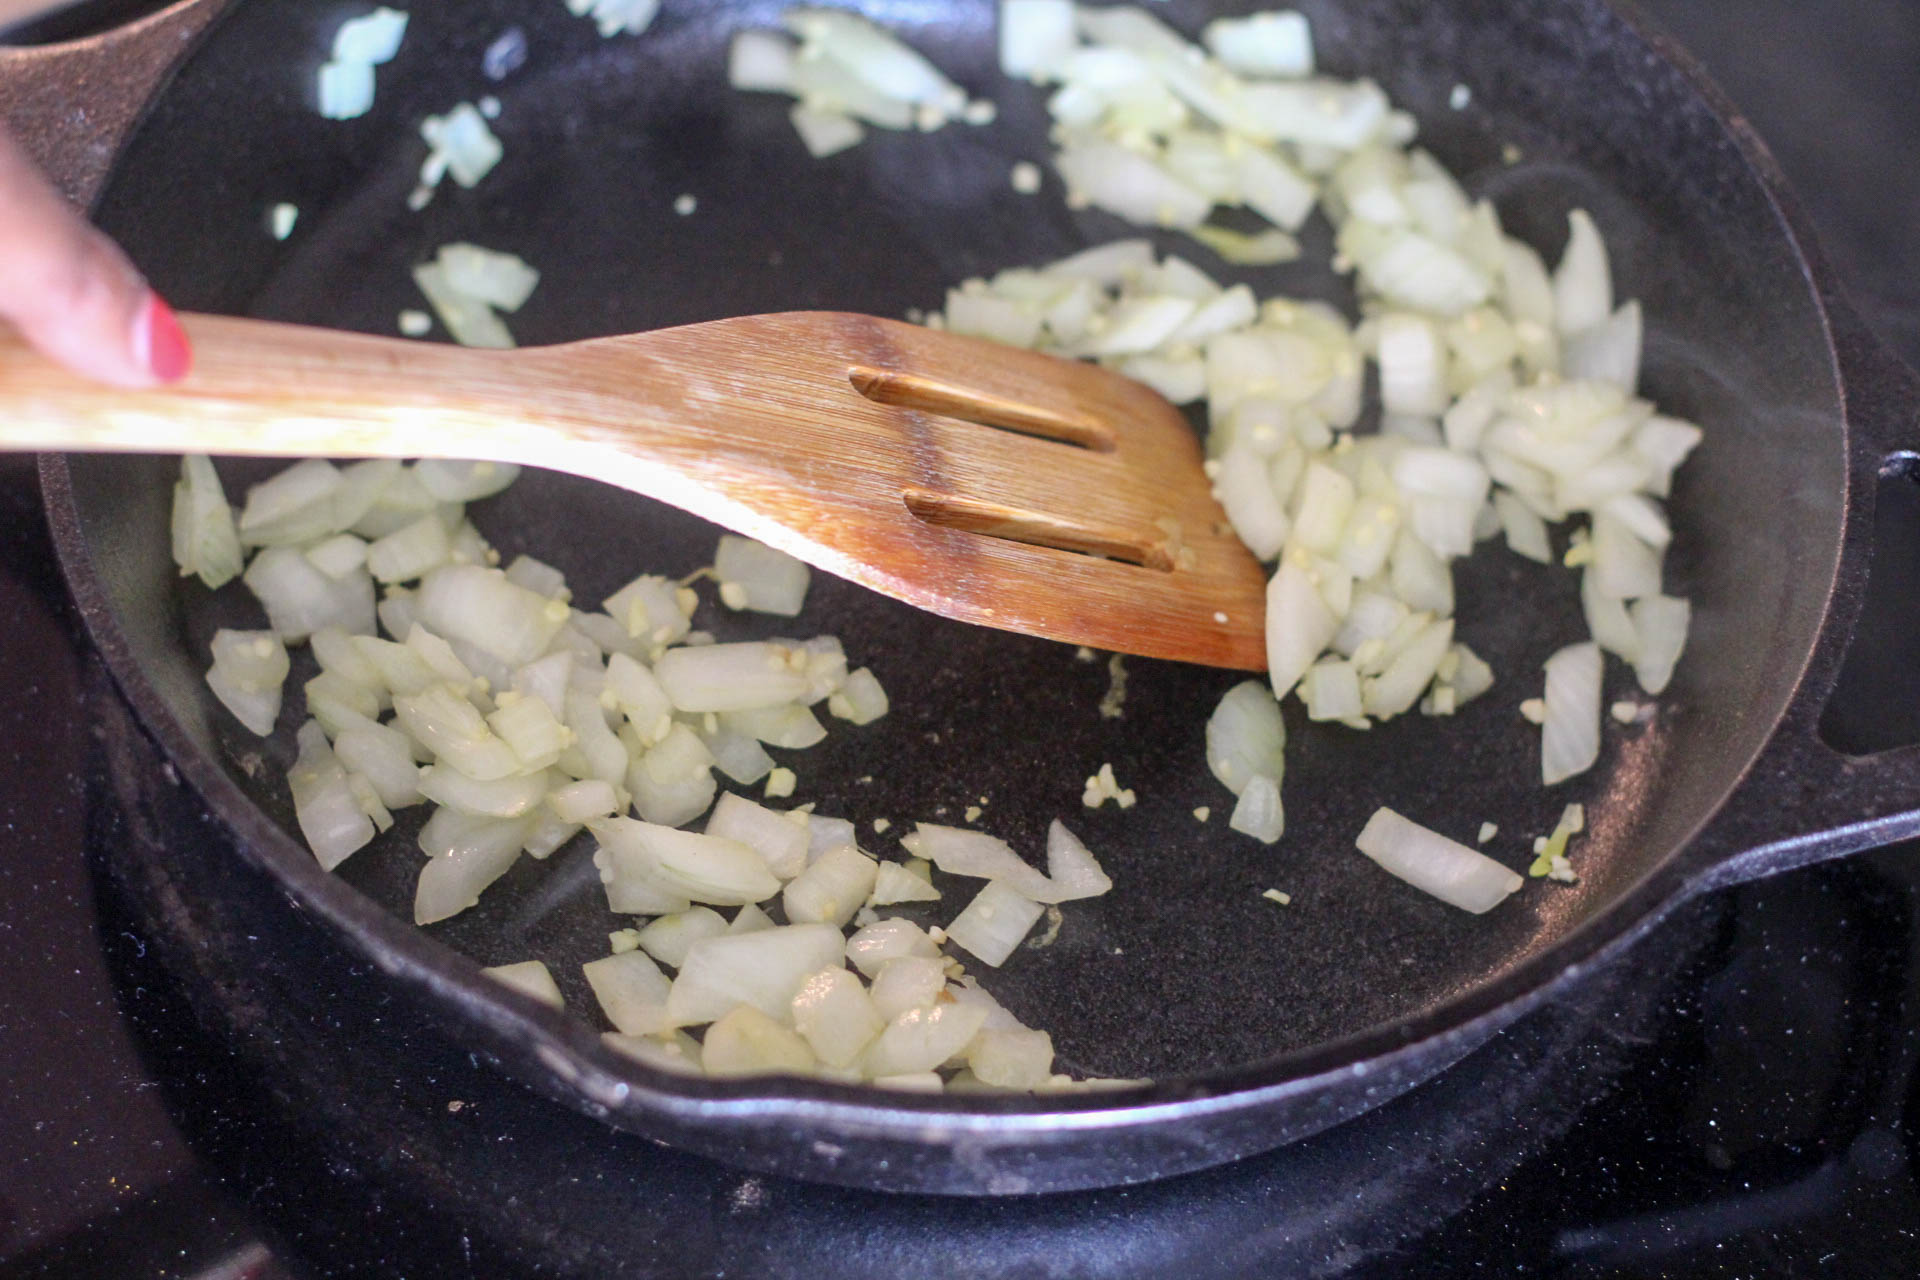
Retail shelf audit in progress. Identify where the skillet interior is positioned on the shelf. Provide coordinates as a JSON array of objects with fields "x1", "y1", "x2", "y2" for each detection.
[{"x1": 62, "y1": 0, "x2": 1844, "y2": 1087}]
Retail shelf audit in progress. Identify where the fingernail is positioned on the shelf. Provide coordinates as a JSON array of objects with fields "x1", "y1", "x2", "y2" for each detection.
[{"x1": 135, "y1": 293, "x2": 192, "y2": 383}]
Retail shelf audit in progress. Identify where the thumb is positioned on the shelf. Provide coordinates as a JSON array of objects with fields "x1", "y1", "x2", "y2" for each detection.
[{"x1": 0, "y1": 126, "x2": 190, "y2": 387}]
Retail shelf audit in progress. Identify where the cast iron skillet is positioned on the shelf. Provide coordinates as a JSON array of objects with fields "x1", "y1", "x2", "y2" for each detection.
[{"x1": 18, "y1": 0, "x2": 1920, "y2": 1194}]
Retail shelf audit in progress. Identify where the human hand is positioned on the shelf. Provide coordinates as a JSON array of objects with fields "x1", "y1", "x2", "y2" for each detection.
[{"x1": 0, "y1": 123, "x2": 190, "y2": 385}]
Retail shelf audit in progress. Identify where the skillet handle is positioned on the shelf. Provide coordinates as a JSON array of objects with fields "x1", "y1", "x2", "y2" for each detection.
[
  {"x1": 0, "y1": 0, "x2": 226, "y2": 210},
  {"x1": 1680, "y1": 290, "x2": 1920, "y2": 897}
]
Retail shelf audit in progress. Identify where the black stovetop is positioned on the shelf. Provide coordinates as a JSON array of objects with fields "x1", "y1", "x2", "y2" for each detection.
[{"x1": 5, "y1": 1, "x2": 1920, "y2": 1276}]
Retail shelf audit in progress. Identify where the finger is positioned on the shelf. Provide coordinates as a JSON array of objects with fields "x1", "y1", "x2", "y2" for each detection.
[{"x1": 0, "y1": 127, "x2": 190, "y2": 387}]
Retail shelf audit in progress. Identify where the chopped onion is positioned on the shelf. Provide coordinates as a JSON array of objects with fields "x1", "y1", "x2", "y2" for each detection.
[
  {"x1": 899, "y1": 823, "x2": 1055, "y2": 901},
  {"x1": 583, "y1": 949, "x2": 673, "y2": 1035},
  {"x1": 701, "y1": 1005, "x2": 818, "y2": 1077},
  {"x1": 1043, "y1": 820, "x2": 1111, "y2": 900},
  {"x1": 871, "y1": 860, "x2": 942, "y2": 906},
  {"x1": 654, "y1": 642, "x2": 810, "y2": 712},
  {"x1": 665, "y1": 924, "x2": 847, "y2": 1026},
  {"x1": 966, "y1": 1026, "x2": 1056, "y2": 1090},
  {"x1": 862, "y1": 1001, "x2": 990, "y2": 1077},
  {"x1": 945, "y1": 880, "x2": 1045, "y2": 967},
  {"x1": 289, "y1": 721, "x2": 375, "y2": 871},
  {"x1": 1228, "y1": 774, "x2": 1284, "y2": 843},
  {"x1": 1355, "y1": 806, "x2": 1523, "y2": 913},
  {"x1": 205, "y1": 629, "x2": 288, "y2": 736},
  {"x1": 1205, "y1": 679, "x2": 1286, "y2": 796},
  {"x1": 783, "y1": 844, "x2": 879, "y2": 928},
  {"x1": 170, "y1": 455, "x2": 244, "y2": 588},
  {"x1": 1540, "y1": 641, "x2": 1603, "y2": 785},
  {"x1": 826, "y1": 667, "x2": 889, "y2": 725},
  {"x1": 1202, "y1": 11, "x2": 1312, "y2": 78},
  {"x1": 868, "y1": 954, "x2": 947, "y2": 1021},
  {"x1": 482, "y1": 959, "x2": 563, "y2": 1009},
  {"x1": 417, "y1": 763, "x2": 549, "y2": 818},
  {"x1": 845, "y1": 917, "x2": 940, "y2": 978},
  {"x1": 593, "y1": 816, "x2": 778, "y2": 907},
  {"x1": 415, "y1": 815, "x2": 528, "y2": 923},
  {"x1": 243, "y1": 546, "x2": 376, "y2": 642},
  {"x1": 636, "y1": 907, "x2": 729, "y2": 968},
  {"x1": 1552, "y1": 210, "x2": 1612, "y2": 336},
  {"x1": 706, "y1": 792, "x2": 809, "y2": 879},
  {"x1": 714, "y1": 534, "x2": 810, "y2": 616},
  {"x1": 790, "y1": 966, "x2": 886, "y2": 1067},
  {"x1": 1630, "y1": 595, "x2": 1690, "y2": 695}
]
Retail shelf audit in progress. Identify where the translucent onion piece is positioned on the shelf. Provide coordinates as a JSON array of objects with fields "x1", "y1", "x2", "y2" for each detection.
[
  {"x1": 1355, "y1": 806, "x2": 1522, "y2": 914},
  {"x1": 290, "y1": 721, "x2": 375, "y2": 871},
  {"x1": 1541, "y1": 641, "x2": 1603, "y2": 785},
  {"x1": 1630, "y1": 595, "x2": 1690, "y2": 695},
  {"x1": 706, "y1": 792, "x2": 809, "y2": 880},
  {"x1": 702, "y1": 1005, "x2": 818, "y2": 1077},
  {"x1": 862, "y1": 1001, "x2": 991, "y2": 1078},
  {"x1": 1205, "y1": 679, "x2": 1286, "y2": 796},
  {"x1": 593, "y1": 815, "x2": 779, "y2": 907},
  {"x1": 666, "y1": 924, "x2": 847, "y2": 1027},
  {"x1": 583, "y1": 949, "x2": 673, "y2": 1035},
  {"x1": 845, "y1": 917, "x2": 940, "y2": 978},
  {"x1": 1043, "y1": 820, "x2": 1111, "y2": 900},
  {"x1": 1228, "y1": 774, "x2": 1284, "y2": 844},
  {"x1": 1552, "y1": 210, "x2": 1613, "y2": 336},
  {"x1": 967, "y1": 1026, "x2": 1056, "y2": 1090},
  {"x1": 790, "y1": 966, "x2": 886, "y2": 1067},
  {"x1": 170, "y1": 455, "x2": 244, "y2": 588},
  {"x1": 636, "y1": 907, "x2": 729, "y2": 968},
  {"x1": 482, "y1": 960, "x2": 563, "y2": 1009},
  {"x1": 945, "y1": 880, "x2": 1045, "y2": 967},
  {"x1": 714, "y1": 534, "x2": 811, "y2": 616},
  {"x1": 783, "y1": 844, "x2": 879, "y2": 928}
]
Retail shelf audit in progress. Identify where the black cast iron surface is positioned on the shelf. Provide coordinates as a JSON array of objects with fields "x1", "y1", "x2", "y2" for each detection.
[{"x1": 4, "y1": 0, "x2": 1920, "y2": 1269}]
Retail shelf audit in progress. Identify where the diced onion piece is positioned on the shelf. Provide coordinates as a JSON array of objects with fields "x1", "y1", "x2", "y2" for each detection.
[
  {"x1": 591, "y1": 816, "x2": 779, "y2": 907},
  {"x1": 1362, "y1": 617, "x2": 1453, "y2": 719},
  {"x1": 713, "y1": 535, "x2": 811, "y2": 616},
  {"x1": 417, "y1": 764, "x2": 549, "y2": 818},
  {"x1": 701, "y1": 726, "x2": 776, "y2": 785},
  {"x1": 414, "y1": 813, "x2": 529, "y2": 923},
  {"x1": 654, "y1": 643, "x2": 811, "y2": 713},
  {"x1": 1265, "y1": 554, "x2": 1339, "y2": 700},
  {"x1": 636, "y1": 907, "x2": 729, "y2": 968},
  {"x1": 317, "y1": 59, "x2": 377, "y2": 121},
  {"x1": 1000, "y1": 0, "x2": 1075, "y2": 80},
  {"x1": 1229, "y1": 774, "x2": 1284, "y2": 844},
  {"x1": 967, "y1": 1026, "x2": 1056, "y2": 1090},
  {"x1": 1630, "y1": 595, "x2": 1690, "y2": 695},
  {"x1": 1582, "y1": 567, "x2": 1642, "y2": 663},
  {"x1": 603, "y1": 573, "x2": 691, "y2": 645},
  {"x1": 170, "y1": 455, "x2": 244, "y2": 588},
  {"x1": 365, "y1": 513, "x2": 450, "y2": 584},
  {"x1": 1541, "y1": 641, "x2": 1603, "y2": 785},
  {"x1": 1355, "y1": 806, "x2": 1523, "y2": 913},
  {"x1": 730, "y1": 29, "x2": 797, "y2": 93},
  {"x1": 1563, "y1": 300, "x2": 1642, "y2": 392},
  {"x1": 243, "y1": 547, "x2": 376, "y2": 643},
  {"x1": 1552, "y1": 210, "x2": 1613, "y2": 336},
  {"x1": 871, "y1": 861, "x2": 941, "y2": 906},
  {"x1": 826, "y1": 667, "x2": 889, "y2": 725},
  {"x1": 412, "y1": 259, "x2": 515, "y2": 349},
  {"x1": 729, "y1": 902, "x2": 775, "y2": 934},
  {"x1": 868, "y1": 954, "x2": 947, "y2": 1021},
  {"x1": 583, "y1": 949, "x2": 673, "y2": 1035},
  {"x1": 417, "y1": 565, "x2": 568, "y2": 667},
  {"x1": 1043, "y1": 820, "x2": 1111, "y2": 900},
  {"x1": 563, "y1": 689, "x2": 629, "y2": 785},
  {"x1": 482, "y1": 959, "x2": 563, "y2": 1009},
  {"x1": 863, "y1": 1001, "x2": 991, "y2": 1077},
  {"x1": 666, "y1": 924, "x2": 847, "y2": 1026},
  {"x1": 603, "y1": 1029, "x2": 703, "y2": 1074},
  {"x1": 1056, "y1": 141, "x2": 1212, "y2": 229},
  {"x1": 791, "y1": 966, "x2": 886, "y2": 1067},
  {"x1": 1494, "y1": 490, "x2": 1552, "y2": 563},
  {"x1": 845, "y1": 917, "x2": 940, "y2": 978},
  {"x1": 420, "y1": 104, "x2": 503, "y2": 190},
  {"x1": 945, "y1": 880, "x2": 1044, "y2": 967},
  {"x1": 783, "y1": 844, "x2": 879, "y2": 928},
  {"x1": 205, "y1": 629, "x2": 288, "y2": 736},
  {"x1": 549, "y1": 777, "x2": 620, "y2": 823},
  {"x1": 720, "y1": 704, "x2": 827, "y2": 749},
  {"x1": 1205, "y1": 679, "x2": 1286, "y2": 795},
  {"x1": 289, "y1": 721, "x2": 375, "y2": 870},
  {"x1": 702, "y1": 1005, "x2": 818, "y2": 1077},
  {"x1": 790, "y1": 105, "x2": 865, "y2": 157},
  {"x1": 899, "y1": 823, "x2": 1058, "y2": 901},
  {"x1": 570, "y1": 0, "x2": 661, "y2": 39},
  {"x1": 705, "y1": 792, "x2": 810, "y2": 879},
  {"x1": 1589, "y1": 512, "x2": 1663, "y2": 601},
  {"x1": 333, "y1": 7, "x2": 409, "y2": 65},
  {"x1": 628, "y1": 723, "x2": 717, "y2": 827},
  {"x1": 1203, "y1": 11, "x2": 1312, "y2": 76},
  {"x1": 393, "y1": 683, "x2": 519, "y2": 780}
]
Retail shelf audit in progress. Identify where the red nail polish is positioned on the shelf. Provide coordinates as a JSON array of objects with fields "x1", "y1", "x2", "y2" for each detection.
[{"x1": 142, "y1": 294, "x2": 192, "y2": 383}]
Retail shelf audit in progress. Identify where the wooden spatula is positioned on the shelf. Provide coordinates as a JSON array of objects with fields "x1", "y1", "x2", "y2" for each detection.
[{"x1": 0, "y1": 311, "x2": 1268, "y2": 669}]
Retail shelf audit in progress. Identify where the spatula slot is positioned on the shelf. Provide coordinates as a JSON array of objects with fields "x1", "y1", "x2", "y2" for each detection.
[
  {"x1": 849, "y1": 366, "x2": 1117, "y2": 452},
  {"x1": 901, "y1": 487, "x2": 1171, "y2": 570}
]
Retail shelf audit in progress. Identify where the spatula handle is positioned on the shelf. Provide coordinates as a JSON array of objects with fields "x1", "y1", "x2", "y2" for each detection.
[{"x1": 0, "y1": 313, "x2": 554, "y2": 462}]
